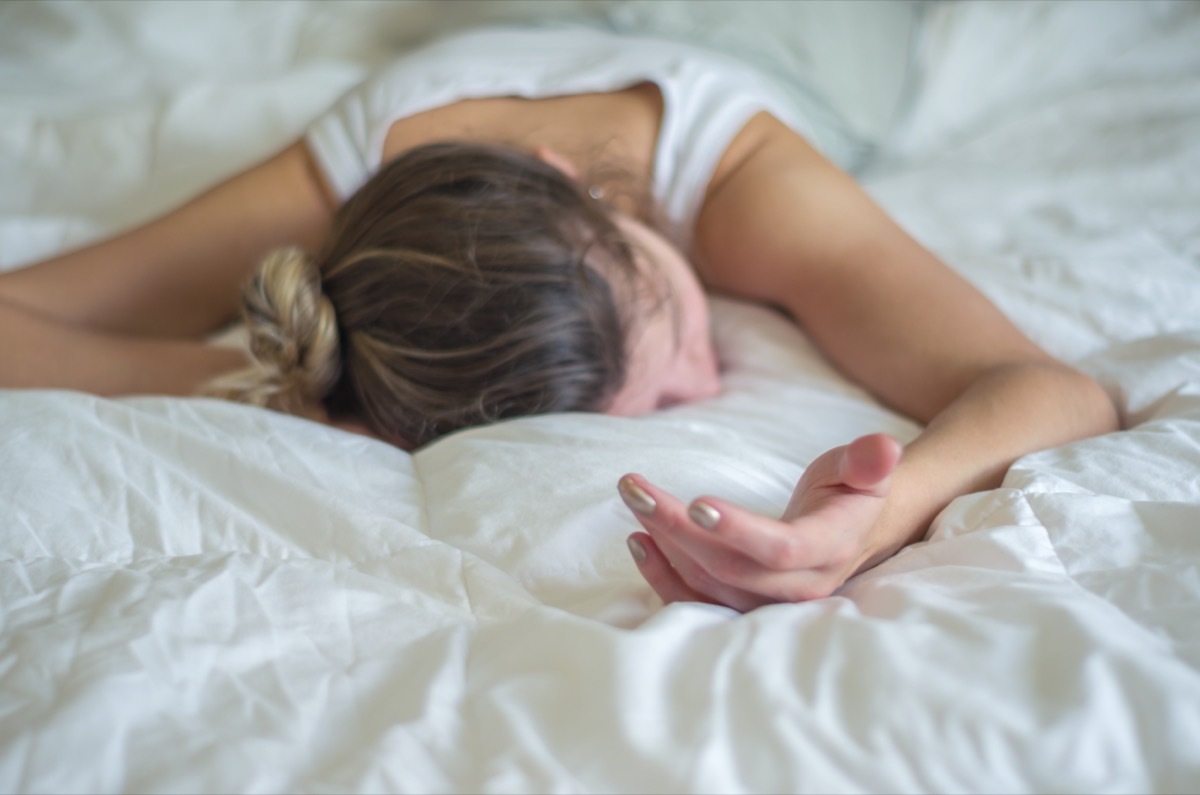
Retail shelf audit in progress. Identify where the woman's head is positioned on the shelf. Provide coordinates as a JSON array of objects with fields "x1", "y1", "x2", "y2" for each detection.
[{"x1": 208, "y1": 141, "x2": 718, "y2": 447}]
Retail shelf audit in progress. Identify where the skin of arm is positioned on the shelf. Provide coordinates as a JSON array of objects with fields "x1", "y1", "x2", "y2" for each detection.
[
  {"x1": 0, "y1": 90, "x2": 1117, "y2": 611},
  {"x1": 0, "y1": 142, "x2": 332, "y2": 340},
  {"x1": 620, "y1": 114, "x2": 1120, "y2": 610},
  {"x1": 0, "y1": 141, "x2": 332, "y2": 397},
  {"x1": 0, "y1": 294, "x2": 246, "y2": 396}
]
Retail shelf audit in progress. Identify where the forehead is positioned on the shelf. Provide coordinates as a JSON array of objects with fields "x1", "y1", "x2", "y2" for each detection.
[
  {"x1": 616, "y1": 219, "x2": 684, "y2": 342},
  {"x1": 603, "y1": 217, "x2": 701, "y2": 415},
  {"x1": 615, "y1": 216, "x2": 686, "y2": 291}
]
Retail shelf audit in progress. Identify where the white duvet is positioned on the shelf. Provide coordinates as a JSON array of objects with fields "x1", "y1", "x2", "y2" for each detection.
[{"x1": 2, "y1": 1, "x2": 1199, "y2": 792}]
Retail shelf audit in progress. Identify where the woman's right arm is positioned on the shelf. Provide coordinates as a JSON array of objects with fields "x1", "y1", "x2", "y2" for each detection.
[
  {"x1": 0, "y1": 295, "x2": 245, "y2": 396},
  {"x1": 0, "y1": 141, "x2": 334, "y2": 340}
]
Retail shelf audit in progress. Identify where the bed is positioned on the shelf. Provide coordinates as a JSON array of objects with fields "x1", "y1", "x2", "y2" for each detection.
[{"x1": 2, "y1": 1, "x2": 1199, "y2": 792}]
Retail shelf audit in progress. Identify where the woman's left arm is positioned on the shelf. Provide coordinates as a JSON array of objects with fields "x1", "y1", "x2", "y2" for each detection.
[{"x1": 621, "y1": 114, "x2": 1118, "y2": 611}]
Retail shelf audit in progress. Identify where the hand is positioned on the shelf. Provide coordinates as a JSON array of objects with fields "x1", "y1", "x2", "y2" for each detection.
[{"x1": 618, "y1": 433, "x2": 903, "y2": 612}]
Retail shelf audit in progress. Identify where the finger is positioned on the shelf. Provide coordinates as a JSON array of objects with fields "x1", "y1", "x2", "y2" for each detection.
[
  {"x1": 839, "y1": 433, "x2": 902, "y2": 494},
  {"x1": 618, "y1": 476, "x2": 771, "y2": 610},
  {"x1": 685, "y1": 494, "x2": 853, "y2": 574},
  {"x1": 620, "y1": 473, "x2": 744, "y2": 563},
  {"x1": 619, "y1": 475, "x2": 840, "y2": 604},
  {"x1": 691, "y1": 502, "x2": 847, "y2": 600},
  {"x1": 626, "y1": 532, "x2": 712, "y2": 605},
  {"x1": 619, "y1": 473, "x2": 706, "y2": 558},
  {"x1": 620, "y1": 473, "x2": 758, "y2": 559},
  {"x1": 618, "y1": 474, "x2": 733, "y2": 602},
  {"x1": 645, "y1": 526, "x2": 774, "y2": 612},
  {"x1": 625, "y1": 475, "x2": 835, "y2": 603}
]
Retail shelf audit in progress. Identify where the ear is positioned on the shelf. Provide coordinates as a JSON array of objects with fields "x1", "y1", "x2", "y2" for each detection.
[{"x1": 533, "y1": 146, "x2": 580, "y2": 181}]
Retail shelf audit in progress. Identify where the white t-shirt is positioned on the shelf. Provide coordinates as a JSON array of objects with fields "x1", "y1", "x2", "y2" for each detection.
[{"x1": 306, "y1": 25, "x2": 825, "y2": 246}]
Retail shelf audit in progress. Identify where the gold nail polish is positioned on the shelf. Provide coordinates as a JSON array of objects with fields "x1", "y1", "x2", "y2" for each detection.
[
  {"x1": 627, "y1": 536, "x2": 648, "y2": 564},
  {"x1": 619, "y1": 476, "x2": 656, "y2": 516},
  {"x1": 688, "y1": 502, "x2": 721, "y2": 530}
]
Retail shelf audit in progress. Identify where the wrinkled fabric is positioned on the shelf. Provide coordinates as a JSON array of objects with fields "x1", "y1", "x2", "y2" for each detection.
[{"x1": 2, "y1": 2, "x2": 1199, "y2": 793}]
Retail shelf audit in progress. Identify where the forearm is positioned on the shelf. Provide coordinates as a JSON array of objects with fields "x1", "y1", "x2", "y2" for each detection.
[
  {"x1": 0, "y1": 297, "x2": 245, "y2": 396},
  {"x1": 0, "y1": 141, "x2": 331, "y2": 339},
  {"x1": 858, "y1": 361, "x2": 1119, "y2": 570}
]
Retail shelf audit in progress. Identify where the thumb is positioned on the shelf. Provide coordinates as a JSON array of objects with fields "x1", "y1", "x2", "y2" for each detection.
[{"x1": 839, "y1": 433, "x2": 902, "y2": 494}]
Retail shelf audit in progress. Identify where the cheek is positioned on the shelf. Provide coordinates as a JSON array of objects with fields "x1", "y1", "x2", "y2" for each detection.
[
  {"x1": 691, "y1": 298, "x2": 723, "y2": 387},
  {"x1": 604, "y1": 318, "x2": 677, "y2": 416},
  {"x1": 685, "y1": 288, "x2": 717, "y2": 362}
]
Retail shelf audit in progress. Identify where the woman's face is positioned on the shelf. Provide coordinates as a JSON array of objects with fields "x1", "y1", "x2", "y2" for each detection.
[{"x1": 605, "y1": 215, "x2": 722, "y2": 416}]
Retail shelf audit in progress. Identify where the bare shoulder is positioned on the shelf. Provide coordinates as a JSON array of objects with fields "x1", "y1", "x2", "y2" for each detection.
[{"x1": 692, "y1": 112, "x2": 869, "y2": 300}]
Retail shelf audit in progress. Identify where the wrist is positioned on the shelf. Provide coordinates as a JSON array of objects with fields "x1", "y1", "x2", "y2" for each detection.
[{"x1": 853, "y1": 455, "x2": 937, "y2": 574}]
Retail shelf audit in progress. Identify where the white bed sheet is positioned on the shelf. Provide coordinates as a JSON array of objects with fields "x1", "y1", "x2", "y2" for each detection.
[{"x1": 2, "y1": 1, "x2": 1200, "y2": 792}]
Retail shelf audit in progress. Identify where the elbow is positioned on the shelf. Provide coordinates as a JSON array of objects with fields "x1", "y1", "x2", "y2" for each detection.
[
  {"x1": 1061, "y1": 363, "x2": 1121, "y2": 434},
  {"x1": 1008, "y1": 359, "x2": 1121, "y2": 437}
]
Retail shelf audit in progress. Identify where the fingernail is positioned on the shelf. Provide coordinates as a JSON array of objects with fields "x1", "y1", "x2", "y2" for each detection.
[
  {"x1": 627, "y1": 536, "x2": 648, "y2": 564},
  {"x1": 619, "y1": 476, "x2": 656, "y2": 516},
  {"x1": 688, "y1": 501, "x2": 721, "y2": 530}
]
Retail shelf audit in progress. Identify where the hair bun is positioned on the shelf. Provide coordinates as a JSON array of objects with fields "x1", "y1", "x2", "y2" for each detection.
[{"x1": 204, "y1": 247, "x2": 341, "y2": 412}]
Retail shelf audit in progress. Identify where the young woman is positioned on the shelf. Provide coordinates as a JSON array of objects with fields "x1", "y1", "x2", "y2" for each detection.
[{"x1": 0, "y1": 26, "x2": 1118, "y2": 612}]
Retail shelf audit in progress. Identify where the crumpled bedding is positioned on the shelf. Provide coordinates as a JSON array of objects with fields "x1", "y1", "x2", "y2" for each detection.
[{"x1": 2, "y1": 1, "x2": 1199, "y2": 792}]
